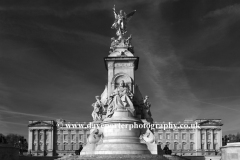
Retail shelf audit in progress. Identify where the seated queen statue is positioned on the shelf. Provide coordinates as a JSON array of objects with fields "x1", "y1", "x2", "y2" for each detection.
[{"x1": 106, "y1": 80, "x2": 135, "y2": 118}]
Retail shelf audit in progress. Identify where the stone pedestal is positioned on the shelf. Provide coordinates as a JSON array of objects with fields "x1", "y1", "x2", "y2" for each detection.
[
  {"x1": 221, "y1": 142, "x2": 240, "y2": 160},
  {"x1": 81, "y1": 109, "x2": 151, "y2": 155}
]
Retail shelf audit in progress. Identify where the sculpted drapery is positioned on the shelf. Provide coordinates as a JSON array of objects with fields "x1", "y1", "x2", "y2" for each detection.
[
  {"x1": 91, "y1": 96, "x2": 104, "y2": 121},
  {"x1": 106, "y1": 80, "x2": 135, "y2": 118}
]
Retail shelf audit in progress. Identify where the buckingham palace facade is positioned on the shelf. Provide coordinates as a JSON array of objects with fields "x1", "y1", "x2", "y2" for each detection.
[{"x1": 27, "y1": 119, "x2": 223, "y2": 156}]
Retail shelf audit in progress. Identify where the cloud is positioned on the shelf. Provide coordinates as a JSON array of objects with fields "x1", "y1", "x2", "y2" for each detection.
[
  {"x1": 128, "y1": 2, "x2": 201, "y2": 121},
  {"x1": 205, "y1": 4, "x2": 240, "y2": 18}
]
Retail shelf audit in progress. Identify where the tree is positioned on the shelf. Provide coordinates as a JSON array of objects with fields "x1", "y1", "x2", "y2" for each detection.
[
  {"x1": 236, "y1": 133, "x2": 240, "y2": 142},
  {"x1": 5, "y1": 134, "x2": 28, "y2": 150}
]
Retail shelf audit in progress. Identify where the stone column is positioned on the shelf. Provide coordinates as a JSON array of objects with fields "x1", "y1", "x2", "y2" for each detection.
[
  {"x1": 219, "y1": 128, "x2": 222, "y2": 149},
  {"x1": 186, "y1": 129, "x2": 190, "y2": 150},
  {"x1": 60, "y1": 130, "x2": 63, "y2": 150},
  {"x1": 48, "y1": 129, "x2": 53, "y2": 151},
  {"x1": 28, "y1": 129, "x2": 33, "y2": 151},
  {"x1": 43, "y1": 130, "x2": 46, "y2": 151},
  {"x1": 196, "y1": 129, "x2": 201, "y2": 150},
  {"x1": 108, "y1": 62, "x2": 114, "y2": 98},
  {"x1": 76, "y1": 130, "x2": 79, "y2": 149},
  {"x1": 36, "y1": 130, "x2": 39, "y2": 151},
  {"x1": 83, "y1": 129, "x2": 87, "y2": 144},
  {"x1": 179, "y1": 129, "x2": 182, "y2": 150},
  {"x1": 170, "y1": 129, "x2": 173, "y2": 150},
  {"x1": 204, "y1": 129, "x2": 207, "y2": 150},
  {"x1": 211, "y1": 129, "x2": 214, "y2": 149},
  {"x1": 68, "y1": 130, "x2": 71, "y2": 150}
]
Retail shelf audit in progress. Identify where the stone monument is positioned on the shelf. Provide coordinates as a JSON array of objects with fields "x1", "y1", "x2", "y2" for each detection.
[
  {"x1": 221, "y1": 142, "x2": 240, "y2": 160},
  {"x1": 57, "y1": 5, "x2": 166, "y2": 160}
]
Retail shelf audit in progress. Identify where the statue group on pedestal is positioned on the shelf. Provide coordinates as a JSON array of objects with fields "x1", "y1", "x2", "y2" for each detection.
[
  {"x1": 106, "y1": 80, "x2": 135, "y2": 118},
  {"x1": 91, "y1": 80, "x2": 152, "y2": 121}
]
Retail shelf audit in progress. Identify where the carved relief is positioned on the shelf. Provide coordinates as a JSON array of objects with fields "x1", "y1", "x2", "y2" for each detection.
[{"x1": 115, "y1": 63, "x2": 134, "y2": 67}]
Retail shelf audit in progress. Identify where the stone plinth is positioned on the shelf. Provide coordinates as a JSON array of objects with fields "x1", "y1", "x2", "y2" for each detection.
[
  {"x1": 221, "y1": 142, "x2": 240, "y2": 160},
  {"x1": 81, "y1": 109, "x2": 152, "y2": 155},
  {"x1": 0, "y1": 144, "x2": 19, "y2": 160},
  {"x1": 57, "y1": 154, "x2": 168, "y2": 160}
]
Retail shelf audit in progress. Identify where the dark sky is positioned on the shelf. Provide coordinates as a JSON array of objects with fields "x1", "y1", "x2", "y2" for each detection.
[{"x1": 1, "y1": 0, "x2": 240, "y2": 138}]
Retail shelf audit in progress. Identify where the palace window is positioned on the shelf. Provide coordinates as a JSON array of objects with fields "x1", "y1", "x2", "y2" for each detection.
[
  {"x1": 158, "y1": 142, "x2": 163, "y2": 148},
  {"x1": 72, "y1": 143, "x2": 76, "y2": 150},
  {"x1": 71, "y1": 143, "x2": 74, "y2": 150},
  {"x1": 39, "y1": 143, "x2": 43, "y2": 151},
  {"x1": 174, "y1": 143, "x2": 178, "y2": 150},
  {"x1": 57, "y1": 134, "x2": 61, "y2": 141},
  {"x1": 207, "y1": 133, "x2": 211, "y2": 140},
  {"x1": 57, "y1": 143, "x2": 61, "y2": 150},
  {"x1": 182, "y1": 133, "x2": 186, "y2": 140},
  {"x1": 72, "y1": 134, "x2": 76, "y2": 141},
  {"x1": 174, "y1": 134, "x2": 178, "y2": 140},
  {"x1": 46, "y1": 143, "x2": 49, "y2": 150},
  {"x1": 79, "y1": 134, "x2": 83, "y2": 140},
  {"x1": 39, "y1": 134, "x2": 42, "y2": 140},
  {"x1": 63, "y1": 143, "x2": 67, "y2": 150},
  {"x1": 190, "y1": 133, "x2": 194, "y2": 140},
  {"x1": 182, "y1": 142, "x2": 186, "y2": 150},
  {"x1": 166, "y1": 133, "x2": 170, "y2": 140},
  {"x1": 201, "y1": 133, "x2": 205, "y2": 140},
  {"x1": 201, "y1": 143, "x2": 204, "y2": 149},
  {"x1": 214, "y1": 133, "x2": 217, "y2": 140},
  {"x1": 214, "y1": 143, "x2": 217, "y2": 150},
  {"x1": 159, "y1": 134, "x2": 162, "y2": 140},
  {"x1": 207, "y1": 143, "x2": 210, "y2": 150},
  {"x1": 64, "y1": 134, "x2": 68, "y2": 141},
  {"x1": 190, "y1": 143, "x2": 194, "y2": 150},
  {"x1": 33, "y1": 144, "x2": 36, "y2": 151},
  {"x1": 166, "y1": 142, "x2": 170, "y2": 148}
]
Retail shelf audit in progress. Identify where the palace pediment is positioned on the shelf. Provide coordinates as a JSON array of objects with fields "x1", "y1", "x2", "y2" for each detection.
[
  {"x1": 28, "y1": 121, "x2": 53, "y2": 127},
  {"x1": 199, "y1": 120, "x2": 223, "y2": 126}
]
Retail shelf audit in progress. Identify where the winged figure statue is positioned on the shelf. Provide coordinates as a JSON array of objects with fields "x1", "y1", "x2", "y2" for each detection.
[{"x1": 111, "y1": 5, "x2": 136, "y2": 38}]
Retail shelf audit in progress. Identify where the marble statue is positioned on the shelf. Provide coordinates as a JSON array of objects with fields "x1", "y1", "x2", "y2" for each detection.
[
  {"x1": 87, "y1": 128, "x2": 102, "y2": 144},
  {"x1": 143, "y1": 95, "x2": 152, "y2": 117},
  {"x1": 91, "y1": 96, "x2": 104, "y2": 121},
  {"x1": 106, "y1": 80, "x2": 135, "y2": 118},
  {"x1": 111, "y1": 5, "x2": 136, "y2": 39},
  {"x1": 141, "y1": 128, "x2": 155, "y2": 144}
]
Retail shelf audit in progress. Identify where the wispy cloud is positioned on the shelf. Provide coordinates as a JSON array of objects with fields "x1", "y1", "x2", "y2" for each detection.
[{"x1": 205, "y1": 4, "x2": 240, "y2": 18}]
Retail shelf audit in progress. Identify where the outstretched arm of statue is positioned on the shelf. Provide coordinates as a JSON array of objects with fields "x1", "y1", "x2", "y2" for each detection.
[{"x1": 113, "y1": 5, "x2": 117, "y2": 19}]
